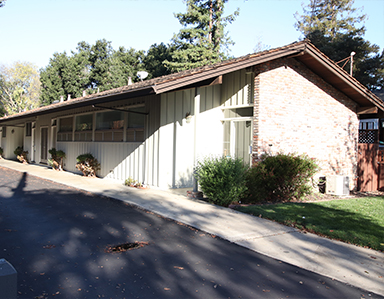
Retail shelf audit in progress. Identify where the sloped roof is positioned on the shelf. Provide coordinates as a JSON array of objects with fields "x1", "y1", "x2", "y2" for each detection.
[{"x1": 1, "y1": 40, "x2": 383, "y2": 124}]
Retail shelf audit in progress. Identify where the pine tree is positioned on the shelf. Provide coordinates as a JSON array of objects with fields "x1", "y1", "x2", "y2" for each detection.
[
  {"x1": 165, "y1": 0, "x2": 239, "y2": 73},
  {"x1": 295, "y1": 0, "x2": 366, "y2": 39},
  {"x1": 295, "y1": 0, "x2": 383, "y2": 91}
]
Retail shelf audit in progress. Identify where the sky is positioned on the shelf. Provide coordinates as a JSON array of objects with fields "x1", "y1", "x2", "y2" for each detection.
[{"x1": 0, "y1": 0, "x2": 383, "y2": 70}]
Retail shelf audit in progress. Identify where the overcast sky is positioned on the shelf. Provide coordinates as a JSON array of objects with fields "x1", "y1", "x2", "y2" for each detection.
[{"x1": 0, "y1": 0, "x2": 383, "y2": 69}]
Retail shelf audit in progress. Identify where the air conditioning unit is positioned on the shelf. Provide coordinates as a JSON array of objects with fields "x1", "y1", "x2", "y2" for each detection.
[{"x1": 326, "y1": 176, "x2": 350, "y2": 196}]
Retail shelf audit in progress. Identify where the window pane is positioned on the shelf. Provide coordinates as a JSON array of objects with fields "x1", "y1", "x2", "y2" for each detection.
[
  {"x1": 96, "y1": 111, "x2": 124, "y2": 130},
  {"x1": 26, "y1": 122, "x2": 32, "y2": 137},
  {"x1": 127, "y1": 108, "x2": 145, "y2": 128},
  {"x1": 59, "y1": 117, "x2": 73, "y2": 132},
  {"x1": 76, "y1": 114, "x2": 93, "y2": 131}
]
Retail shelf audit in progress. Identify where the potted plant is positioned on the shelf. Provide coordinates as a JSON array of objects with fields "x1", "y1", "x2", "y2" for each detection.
[
  {"x1": 48, "y1": 148, "x2": 66, "y2": 171},
  {"x1": 14, "y1": 146, "x2": 28, "y2": 164},
  {"x1": 75, "y1": 153, "x2": 100, "y2": 177},
  {"x1": 124, "y1": 177, "x2": 136, "y2": 187}
]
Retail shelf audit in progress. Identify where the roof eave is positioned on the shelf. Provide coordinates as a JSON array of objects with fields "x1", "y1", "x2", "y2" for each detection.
[
  {"x1": 300, "y1": 43, "x2": 384, "y2": 112},
  {"x1": 0, "y1": 85, "x2": 156, "y2": 124}
]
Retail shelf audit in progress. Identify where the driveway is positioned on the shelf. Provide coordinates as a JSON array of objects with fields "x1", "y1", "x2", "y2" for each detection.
[{"x1": 0, "y1": 167, "x2": 382, "y2": 298}]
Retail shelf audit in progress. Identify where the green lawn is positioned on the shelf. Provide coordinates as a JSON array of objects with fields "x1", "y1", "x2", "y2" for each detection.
[{"x1": 236, "y1": 197, "x2": 384, "y2": 251}]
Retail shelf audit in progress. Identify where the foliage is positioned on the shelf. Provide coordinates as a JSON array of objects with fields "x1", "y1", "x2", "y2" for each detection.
[
  {"x1": 0, "y1": 0, "x2": 5, "y2": 8},
  {"x1": 165, "y1": 0, "x2": 239, "y2": 72},
  {"x1": 75, "y1": 153, "x2": 100, "y2": 177},
  {"x1": 48, "y1": 148, "x2": 66, "y2": 171},
  {"x1": 295, "y1": 0, "x2": 384, "y2": 91},
  {"x1": 40, "y1": 39, "x2": 145, "y2": 105},
  {"x1": 143, "y1": 43, "x2": 174, "y2": 78},
  {"x1": 0, "y1": 147, "x2": 3, "y2": 157},
  {"x1": 0, "y1": 61, "x2": 41, "y2": 115},
  {"x1": 124, "y1": 177, "x2": 137, "y2": 186},
  {"x1": 194, "y1": 156, "x2": 248, "y2": 207},
  {"x1": 295, "y1": 0, "x2": 366, "y2": 39},
  {"x1": 237, "y1": 197, "x2": 384, "y2": 251},
  {"x1": 14, "y1": 146, "x2": 28, "y2": 164},
  {"x1": 245, "y1": 153, "x2": 319, "y2": 203}
]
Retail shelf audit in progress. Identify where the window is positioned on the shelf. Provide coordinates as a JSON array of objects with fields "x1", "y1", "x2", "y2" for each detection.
[
  {"x1": 96, "y1": 111, "x2": 124, "y2": 130},
  {"x1": 76, "y1": 114, "x2": 93, "y2": 131},
  {"x1": 57, "y1": 117, "x2": 73, "y2": 141},
  {"x1": 75, "y1": 114, "x2": 93, "y2": 141},
  {"x1": 126, "y1": 107, "x2": 145, "y2": 142},
  {"x1": 95, "y1": 111, "x2": 124, "y2": 142},
  {"x1": 26, "y1": 122, "x2": 32, "y2": 137},
  {"x1": 1, "y1": 127, "x2": 5, "y2": 138}
]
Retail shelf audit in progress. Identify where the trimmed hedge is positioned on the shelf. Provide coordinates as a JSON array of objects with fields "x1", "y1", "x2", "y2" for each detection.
[
  {"x1": 194, "y1": 156, "x2": 248, "y2": 207},
  {"x1": 245, "y1": 153, "x2": 319, "y2": 203}
]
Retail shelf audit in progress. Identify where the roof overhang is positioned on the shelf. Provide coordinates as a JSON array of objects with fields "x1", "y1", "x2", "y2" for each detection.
[
  {"x1": 0, "y1": 85, "x2": 156, "y2": 124},
  {"x1": 1, "y1": 41, "x2": 382, "y2": 125}
]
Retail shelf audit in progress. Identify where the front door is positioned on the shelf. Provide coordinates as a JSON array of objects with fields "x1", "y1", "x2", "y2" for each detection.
[{"x1": 40, "y1": 127, "x2": 48, "y2": 163}]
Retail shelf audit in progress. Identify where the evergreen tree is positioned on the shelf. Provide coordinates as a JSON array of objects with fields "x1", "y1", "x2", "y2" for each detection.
[
  {"x1": 40, "y1": 39, "x2": 145, "y2": 105},
  {"x1": 143, "y1": 43, "x2": 174, "y2": 78},
  {"x1": 165, "y1": 0, "x2": 239, "y2": 73},
  {"x1": 295, "y1": 0, "x2": 366, "y2": 39},
  {"x1": 295, "y1": 0, "x2": 384, "y2": 91}
]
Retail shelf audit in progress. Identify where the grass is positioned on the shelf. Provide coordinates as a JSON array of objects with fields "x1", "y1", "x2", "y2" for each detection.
[{"x1": 236, "y1": 197, "x2": 384, "y2": 251}]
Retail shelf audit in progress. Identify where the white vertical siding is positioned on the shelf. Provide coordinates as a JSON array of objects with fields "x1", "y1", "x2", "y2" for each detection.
[
  {"x1": 222, "y1": 69, "x2": 254, "y2": 107},
  {"x1": 2, "y1": 127, "x2": 23, "y2": 160},
  {"x1": 57, "y1": 141, "x2": 145, "y2": 182},
  {"x1": 159, "y1": 85, "x2": 222, "y2": 189},
  {"x1": 197, "y1": 85, "x2": 223, "y2": 159}
]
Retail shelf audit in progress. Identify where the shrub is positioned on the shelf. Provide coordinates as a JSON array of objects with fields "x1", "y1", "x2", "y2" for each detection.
[
  {"x1": 124, "y1": 177, "x2": 136, "y2": 186},
  {"x1": 0, "y1": 147, "x2": 3, "y2": 157},
  {"x1": 14, "y1": 146, "x2": 28, "y2": 164},
  {"x1": 75, "y1": 153, "x2": 100, "y2": 177},
  {"x1": 48, "y1": 148, "x2": 66, "y2": 170},
  {"x1": 245, "y1": 153, "x2": 319, "y2": 203},
  {"x1": 194, "y1": 156, "x2": 248, "y2": 207}
]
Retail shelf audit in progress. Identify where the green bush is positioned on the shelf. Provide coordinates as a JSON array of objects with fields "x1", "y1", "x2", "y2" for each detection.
[
  {"x1": 75, "y1": 153, "x2": 100, "y2": 177},
  {"x1": 245, "y1": 153, "x2": 319, "y2": 203},
  {"x1": 48, "y1": 148, "x2": 66, "y2": 170},
  {"x1": 14, "y1": 146, "x2": 28, "y2": 164},
  {"x1": 194, "y1": 156, "x2": 248, "y2": 207},
  {"x1": 0, "y1": 147, "x2": 3, "y2": 156}
]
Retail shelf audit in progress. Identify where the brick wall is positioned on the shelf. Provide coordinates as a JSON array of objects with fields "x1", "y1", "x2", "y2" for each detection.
[{"x1": 252, "y1": 58, "x2": 359, "y2": 190}]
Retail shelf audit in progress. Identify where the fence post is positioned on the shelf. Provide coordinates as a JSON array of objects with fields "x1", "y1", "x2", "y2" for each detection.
[{"x1": 0, "y1": 259, "x2": 17, "y2": 299}]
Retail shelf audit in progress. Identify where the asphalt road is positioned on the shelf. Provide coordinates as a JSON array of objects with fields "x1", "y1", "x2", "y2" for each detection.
[{"x1": 0, "y1": 167, "x2": 382, "y2": 299}]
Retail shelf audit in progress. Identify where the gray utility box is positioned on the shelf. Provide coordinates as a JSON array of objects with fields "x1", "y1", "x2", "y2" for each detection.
[
  {"x1": 326, "y1": 175, "x2": 350, "y2": 196},
  {"x1": 0, "y1": 259, "x2": 17, "y2": 299}
]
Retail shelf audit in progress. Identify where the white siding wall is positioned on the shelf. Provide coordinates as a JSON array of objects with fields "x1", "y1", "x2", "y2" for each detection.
[
  {"x1": 158, "y1": 85, "x2": 222, "y2": 189},
  {"x1": 57, "y1": 141, "x2": 145, "y2": 182},
  {"x1": 222, "y1": 69, "x2": 254, "y2": 107},
  {"x1": 2, "y1": 127, "x2": 23, "y2": 160}
]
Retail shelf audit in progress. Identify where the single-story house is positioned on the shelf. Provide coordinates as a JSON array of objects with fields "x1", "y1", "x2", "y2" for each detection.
[{"x1": 1, "y1": 41, "x2": 383, "y2": 191}]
